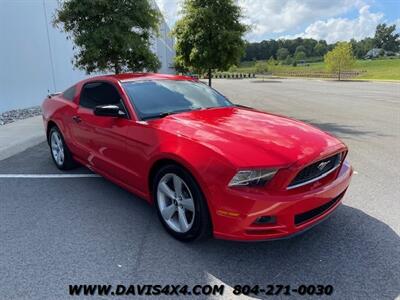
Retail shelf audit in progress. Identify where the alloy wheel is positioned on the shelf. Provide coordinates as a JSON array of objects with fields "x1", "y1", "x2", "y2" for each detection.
[
  {"x1": 50, "y1": 130, "x2": 65, "y2": 166},
  {"x1": 157, "y1": 173, "x2": 195, "y2": 233}
]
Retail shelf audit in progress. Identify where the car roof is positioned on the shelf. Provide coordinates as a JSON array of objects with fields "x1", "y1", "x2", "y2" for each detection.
[{"x1": 84, "y1": 73, "x2": 195, "y2": 84}]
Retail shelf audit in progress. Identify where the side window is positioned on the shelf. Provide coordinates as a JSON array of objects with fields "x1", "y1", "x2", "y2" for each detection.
[
  {"x1": 79, "y1": 82, "x2": 122, "y2": 110},
  {"x1": 63, "y1": 85, "x2": 76, "y2": 101}
]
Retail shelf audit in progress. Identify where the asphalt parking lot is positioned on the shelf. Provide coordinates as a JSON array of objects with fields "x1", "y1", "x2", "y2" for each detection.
[{"x1": 0, "y1": 78, "x2": 399, "y2": 299}]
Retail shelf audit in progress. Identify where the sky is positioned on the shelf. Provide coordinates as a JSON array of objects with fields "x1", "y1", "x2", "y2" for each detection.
[{"x1": 154, "y1": 0, "x2": 400, "y2": 43}]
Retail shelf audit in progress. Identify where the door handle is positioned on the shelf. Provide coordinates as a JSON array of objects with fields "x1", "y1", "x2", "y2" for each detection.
[{"x1": 72, "y1": 116, "x2": 82, "y2": 123}]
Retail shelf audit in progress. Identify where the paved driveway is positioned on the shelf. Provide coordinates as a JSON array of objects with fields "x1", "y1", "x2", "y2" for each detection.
[{"x1": 0, "y1": 79, "x2": 399, "y2": 299}]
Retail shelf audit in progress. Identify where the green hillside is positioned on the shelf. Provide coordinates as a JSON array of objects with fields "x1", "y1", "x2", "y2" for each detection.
[{"x1": 238, "y1": 58, "x2": 400, "y2": 80}]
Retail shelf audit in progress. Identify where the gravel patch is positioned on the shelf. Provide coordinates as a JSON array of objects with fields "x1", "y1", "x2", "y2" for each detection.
[{"x1": 0, "y1": 106, "x2": 42, "y2": 126}]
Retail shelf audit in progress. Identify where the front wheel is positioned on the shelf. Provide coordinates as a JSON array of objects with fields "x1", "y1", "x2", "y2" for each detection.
[{"x1": 153, "y1": 165, "x2": 212, "y2": 242}]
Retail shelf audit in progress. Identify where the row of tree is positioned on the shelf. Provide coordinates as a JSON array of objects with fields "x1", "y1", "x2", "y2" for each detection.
[
  {"x1": 53, "y1": 0, "x2": 399, "y2": 87},
  {"x1": 243, "y1": 24, "x2": 400, "y2": 62},
  {"x1": 244, "y1": 39, "x2": 330, "y2": 62},
  {"x1": 252, "y1": 41, "x2": 358, "y2": 81}
]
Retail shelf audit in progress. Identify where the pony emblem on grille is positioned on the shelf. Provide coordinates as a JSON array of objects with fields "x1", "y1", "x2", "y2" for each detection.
[{"x1": 317, "y1": 160, "x2": 330, "y2": 171}]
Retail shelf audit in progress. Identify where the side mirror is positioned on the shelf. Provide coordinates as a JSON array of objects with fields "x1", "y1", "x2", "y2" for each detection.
[{"x1": 94, "y1": 105, "x2": 126, "y2": 118}]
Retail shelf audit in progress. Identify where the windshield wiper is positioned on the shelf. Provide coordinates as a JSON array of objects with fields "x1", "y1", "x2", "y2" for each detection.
[{"x1": 142, "y1": 108, "x2": 198, "y2": 120}]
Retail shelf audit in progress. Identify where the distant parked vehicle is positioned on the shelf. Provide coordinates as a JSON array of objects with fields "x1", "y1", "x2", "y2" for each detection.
[
  {"x1": 363, "y1": 48, "x2": 399, "y2": 59},
  {"x1": 364, "y1": 48, "x2": 384, "y2": 59}
]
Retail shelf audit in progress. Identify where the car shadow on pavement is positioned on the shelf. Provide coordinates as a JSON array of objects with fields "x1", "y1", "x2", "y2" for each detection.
[
  {"x1": 299, "y1": 119, "x2": 391, "y2": 140},
  {"x1": 183, "y1": 205, "x2": 400, "y2": 299},
  {"x1": 0, "y1": 142, "x2": 92, "y2": 174}
]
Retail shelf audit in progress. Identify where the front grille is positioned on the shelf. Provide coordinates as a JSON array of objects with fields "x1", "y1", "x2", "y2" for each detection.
[
  {"x1": 288, "y1": 153, "x2": 342, "y2": 189},
  {"x1": 294, "y1": 190, "x2": 345, "y2": 226}
]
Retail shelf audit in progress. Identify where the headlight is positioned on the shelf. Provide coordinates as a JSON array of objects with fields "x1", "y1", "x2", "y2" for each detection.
[{"x1": 228, "y1": 169, "x2": 278, "y2": 187}]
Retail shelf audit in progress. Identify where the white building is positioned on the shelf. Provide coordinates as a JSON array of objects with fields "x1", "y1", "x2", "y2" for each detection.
[
  {"x1": 150, "y1": 0, "x2": 175, "y2": 74},
  {"x1": 0, "y1": 0, "x2": 175, "y2": 113}
]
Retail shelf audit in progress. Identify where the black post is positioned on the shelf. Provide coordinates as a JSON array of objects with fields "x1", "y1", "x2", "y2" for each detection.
[
  {"x1": 208, "y1": 68, "x2": 212, "y2": 87},
  {"x1": 114, "y1": 63, "x2": 120, "y2": 74}
]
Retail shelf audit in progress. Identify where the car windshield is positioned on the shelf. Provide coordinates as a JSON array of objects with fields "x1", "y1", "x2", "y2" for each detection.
[{"x1": 122, "y1": 80, "x2": 233, "y2": 120}]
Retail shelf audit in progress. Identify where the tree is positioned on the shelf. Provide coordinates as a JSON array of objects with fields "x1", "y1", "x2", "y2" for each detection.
[
  {"x1": 53, "y1": 0, "x2": 161, "y2": 74},
  {"x1": 374, "y1": 23, "x2": 400, "y2": 52},
  {"x1": 314, "y1": 41, "x2": 328, "y2": 56},
  {"x1": 254, "y1": 61, "x2": 268, "y2": 81},
  {"x1": 295, "y1": 45, "x2": 306, "y2": 55},
  {"x1": 267, "y1": 56, "x2": 275, "y2": 64},
  {"x1": 283, "y1": 55, "x2": 293, "y2": 65},
  {"x1": 228, "y1": 65, "x2": 238, "y2": 73},
  {"x1": 324, "y1": 42, "x2": 355, "y2": 80},
  {"x1": 302, "y1": 38, "x2": 317, "y2": 56},
  {"x1": 350, "y1": 39, "x2": 362, "y2": 58},
  {"x1": 277, "y1": 48, "x2": 289, "y2": 60},
  {"x1": 174, "y1": 60, "x2": 190, "y2": 74},
  {"x1": 349, "y1": 38, "x2": 374, "y2": 58},
  {"x1": 295, "y1": 51, "x2": 306, "y2": 61},
  {"x1": 172, "y1": 0, "x2": 248, "y2": 86}
]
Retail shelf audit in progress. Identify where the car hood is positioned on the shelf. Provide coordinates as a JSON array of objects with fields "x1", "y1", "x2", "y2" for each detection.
[{"x1": 152, "y1": 107, "x2": 345, "y2": 167}]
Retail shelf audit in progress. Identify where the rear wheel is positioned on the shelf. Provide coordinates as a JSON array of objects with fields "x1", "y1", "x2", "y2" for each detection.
[
  {"x1": 49, "y1": 126, "x2": 77, "y2": 170},
  {"x1": 153, "y1": 164, "x2": 212, "y2": 242}
]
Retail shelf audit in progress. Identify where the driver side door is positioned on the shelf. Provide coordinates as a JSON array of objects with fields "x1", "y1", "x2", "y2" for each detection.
[{"x1": 72, "y1": 81, "x2": 131, "y2": 180}]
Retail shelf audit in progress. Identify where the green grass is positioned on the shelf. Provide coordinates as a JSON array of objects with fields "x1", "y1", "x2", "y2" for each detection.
[
  {"x1": 354, "y1": 59, "x2": 400, "y2": 80},
  {"x1": 237, "y1": 58, "x2": 400, "y2": 80}
]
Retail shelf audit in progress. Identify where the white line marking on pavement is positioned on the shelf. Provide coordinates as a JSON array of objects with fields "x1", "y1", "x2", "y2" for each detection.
[
  {"x1": 0, "y1": 174, "x2": 101, "y2": 178},
  {"x1": 353, "y1": 171, "x2": 358, "y2": 175}
]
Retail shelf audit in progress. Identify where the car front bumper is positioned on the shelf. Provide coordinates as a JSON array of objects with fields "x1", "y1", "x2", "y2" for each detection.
[{"x1": 211, "y1": 160, "x2": 353, "y2": 241}]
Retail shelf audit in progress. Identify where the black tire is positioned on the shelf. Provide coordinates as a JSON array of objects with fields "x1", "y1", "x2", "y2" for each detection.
[
  {"x1": 49, "y1": 126, "x2": 78, "y2": 170},
  {"x1": 153, "y1": 164, "x2": 212, "y2": 242}
]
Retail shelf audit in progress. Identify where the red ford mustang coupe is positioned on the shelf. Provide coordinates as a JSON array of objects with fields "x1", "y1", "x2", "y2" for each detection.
[{"x1": 42, "y1": 73, "x2": 352, "y2": 242}]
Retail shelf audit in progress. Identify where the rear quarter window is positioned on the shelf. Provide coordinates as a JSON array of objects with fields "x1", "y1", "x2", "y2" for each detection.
[{"x1": 63, "y1": 85, "x2": 76, "y2": 101}]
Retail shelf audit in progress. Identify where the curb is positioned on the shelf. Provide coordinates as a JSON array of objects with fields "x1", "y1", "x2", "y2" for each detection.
[{"x1": 0, "y1": 116, "x2": 46, "y2": 161}]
